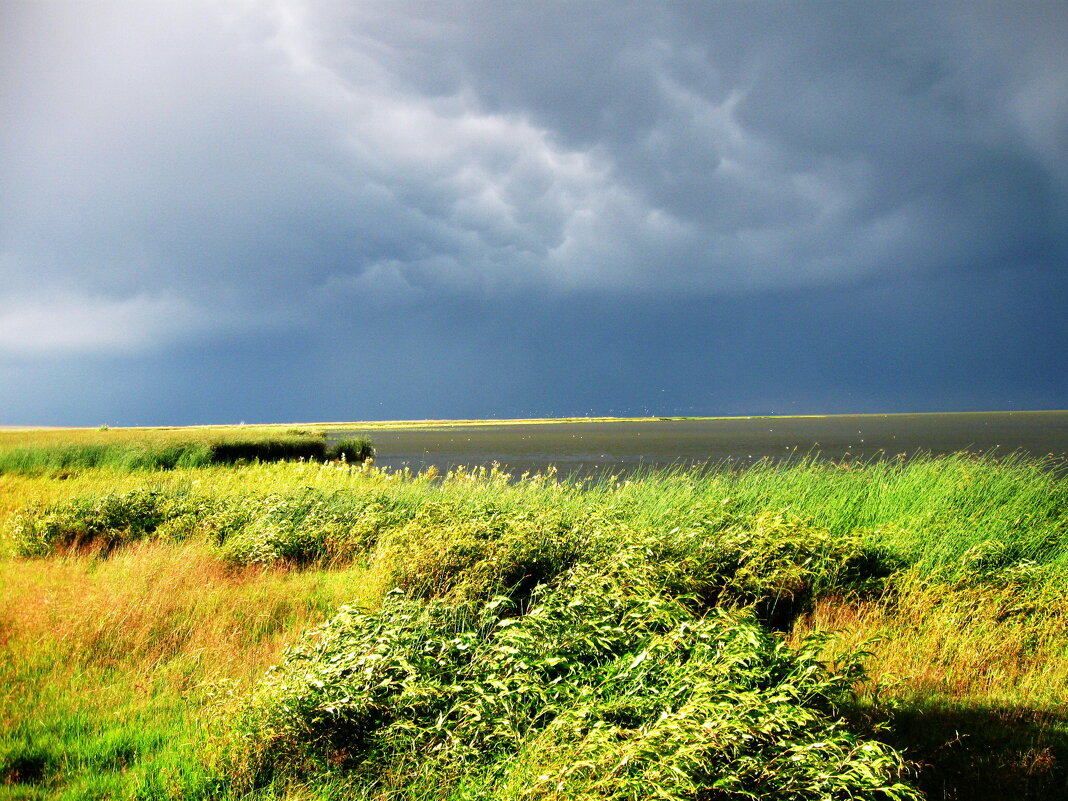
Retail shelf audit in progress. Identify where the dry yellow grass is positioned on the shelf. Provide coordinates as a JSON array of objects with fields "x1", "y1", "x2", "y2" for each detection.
[
  {"x1": 790, "y1": 582, "x2": 1068, "y2": 710},
  {"x1": 0, "y1": 535, "x2": 382, "y2": 799},
  {"x1": 0, "y1": 539, "x2": 379, "y2": 689}
]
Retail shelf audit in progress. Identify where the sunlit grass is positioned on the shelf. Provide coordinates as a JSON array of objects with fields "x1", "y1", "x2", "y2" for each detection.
[
  {"x1": 1, "y1": 452, "x2": 1066, "y2": 799},
  {"x1": 0, "y1": 539, "x2": 379, "y2": 800}
]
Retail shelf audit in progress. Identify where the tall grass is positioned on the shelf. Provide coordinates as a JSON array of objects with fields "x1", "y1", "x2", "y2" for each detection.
[
  {"x1": 0, "y1": 427, "x2": 374, "y2": 476},
  {"x1": 0, "y1": 539, "x2": 379, "y2": 800},
  {"x1": 2, "y1": 453, "x2": 1066, "y2": 799},
  {"x1": 12, "y1": 453, "x2": 1063, "y2": 584}
]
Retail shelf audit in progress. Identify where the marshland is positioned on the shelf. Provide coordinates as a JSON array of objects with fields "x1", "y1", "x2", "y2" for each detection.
[{"x1": 2, "y1": 415, "x2": 1067, "y2": 800}]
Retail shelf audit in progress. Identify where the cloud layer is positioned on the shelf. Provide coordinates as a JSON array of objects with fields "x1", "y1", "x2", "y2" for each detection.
[{"x1": 1, "y1": 1, "x2": 1065, "y2": 421}]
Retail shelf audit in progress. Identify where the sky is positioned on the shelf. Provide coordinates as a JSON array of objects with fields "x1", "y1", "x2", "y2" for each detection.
[{"x1": 1, "y1": 1, "x2": 1066, "y2": 426}]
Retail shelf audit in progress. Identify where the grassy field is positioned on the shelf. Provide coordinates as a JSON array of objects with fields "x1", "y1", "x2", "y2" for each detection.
[{"x1": 1, "y1": 427, "x2": 1066, "y2": 799}]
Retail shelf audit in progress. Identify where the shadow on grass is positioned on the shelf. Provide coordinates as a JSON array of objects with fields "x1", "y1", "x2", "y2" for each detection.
[
  {"x1": 861, "y1": 702, "x2": 1068, "y2": 800},
  {"x1": 1, "y1": 746, "x2": 52, "y2": 785}
]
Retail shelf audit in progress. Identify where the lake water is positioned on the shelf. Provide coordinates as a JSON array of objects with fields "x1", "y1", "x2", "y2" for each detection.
[{"x1": 330, "y1": 411, "x2": 1068, "y2": 476}]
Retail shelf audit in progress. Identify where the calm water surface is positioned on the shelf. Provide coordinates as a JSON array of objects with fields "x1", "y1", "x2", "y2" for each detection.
[{"x1": 331, "y1": 411, "x2": 1068, "y2": 476}]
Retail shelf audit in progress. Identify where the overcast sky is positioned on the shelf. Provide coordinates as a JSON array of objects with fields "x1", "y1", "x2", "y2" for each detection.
[{"x1": 2, "y1": 1, "x2": 1066, "y2": 425}]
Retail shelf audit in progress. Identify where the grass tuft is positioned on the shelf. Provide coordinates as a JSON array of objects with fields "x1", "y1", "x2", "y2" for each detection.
[{"x1": 326, "y1": 438, "x2": 376, "y2": 463}]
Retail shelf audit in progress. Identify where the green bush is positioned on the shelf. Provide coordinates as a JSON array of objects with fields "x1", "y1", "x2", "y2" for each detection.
[
  {"x1": 326, "y1": 438, "x2": 376, "y2": 463},
  {"x1": 208, "y1": 438, "x2": 328, "y2": 464},
  {"x1": 9, "y1": 490, "x2": 207, "y2": 556},
  {"x1": 223, "y1": 554, "x2": 919, "y2": 799},
  {"x1": 636, "y1": 510, "x2": 904, "y2": 627},
  {"x1": 375, "y1": 500, "x2": 595, "y2": 604},
  {"x1": 211, "y1": 490, "x2": 415, "y2": 566},
  {"x1": 9, "y1": 485, "x2": 408, "y2": 564}
]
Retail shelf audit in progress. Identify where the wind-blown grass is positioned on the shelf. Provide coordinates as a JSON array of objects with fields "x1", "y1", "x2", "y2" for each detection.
[
  {"x1": 11, "y1": 453, "x2": 1065, "y2": 584},
  {"x1": 0, "y1": 538, "x2": 378, "y2": 800},
  {"x1": 224, "y1": 565, "x2": 918, "y2": 800},
  {"x1": 1, "y1": 452, "x2": 1066, "y2": 799}
]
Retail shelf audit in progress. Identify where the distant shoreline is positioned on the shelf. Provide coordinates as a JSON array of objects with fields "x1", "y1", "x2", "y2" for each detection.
[{"x1": 2, "y1": 409, "x2": 1067, "y2": 432}]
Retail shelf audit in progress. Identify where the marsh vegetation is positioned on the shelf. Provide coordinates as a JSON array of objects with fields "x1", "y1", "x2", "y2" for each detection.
[
  {"x1": 1, "y1": 425, "x2": 1066, "y2": 799},
  {"x1": 0, "y1": 427, "x2": 374, "y2": 476}
]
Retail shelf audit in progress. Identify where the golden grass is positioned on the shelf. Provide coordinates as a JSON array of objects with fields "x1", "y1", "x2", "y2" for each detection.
[
  {"x1": 790, "y1": 581, "x2": 1068, "y2": 711},
  {"x1": 0, "y1": 539, "x2": 380, "y2": 690},
  {"x1": 0, "y1": 536, "x2": 382, "y2": 799}
]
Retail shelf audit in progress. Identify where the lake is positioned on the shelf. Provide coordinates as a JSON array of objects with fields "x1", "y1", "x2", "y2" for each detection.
[{"x1": 331, "y1": 411, "x2": 1068, "y2": 476}]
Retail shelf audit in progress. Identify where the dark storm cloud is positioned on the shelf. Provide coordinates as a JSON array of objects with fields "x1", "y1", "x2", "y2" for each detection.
[
  {"x1": 0, "y1": 1, "x2": 1065, "y2": 422},
  {"x1": 350, "y1": 2, "x2": 1068, "y2": 285}
]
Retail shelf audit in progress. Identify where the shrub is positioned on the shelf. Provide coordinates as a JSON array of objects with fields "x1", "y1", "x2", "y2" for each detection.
[
  {"x1": 223, "y1": 554, "x2": 919, "y2": 799},
  {"x1": 9, "y1": 490, "x2": 205, "y2": 556},
  {"x1": 212, "y1": 490, "x2": 414, "y2": 566},
  {"x1": 326, "y1": 438, "x2": 376, "y2": 463},
  {"x1": 638, "y1": 511, "x2": 904, "y2": 627},
  {"x1": 374, "y1": 500, "x2": 596, "y2": 604},
  {"x1": 209, "y1": 438, "x2": 328, "y2": 465}
]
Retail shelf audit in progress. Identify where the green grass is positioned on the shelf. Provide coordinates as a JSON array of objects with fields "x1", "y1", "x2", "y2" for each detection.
[
  {"x1": 0, "y1": 539, "x2": 379, "y2": 801},
  {"x1": 0, "y1": 428, "x2": 374, "y2": 476},
  {"x1": 1, "y1": 452, "x2": 1066, "y2": 799}
]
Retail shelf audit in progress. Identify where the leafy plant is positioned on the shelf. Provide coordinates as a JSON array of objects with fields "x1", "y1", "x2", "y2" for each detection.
[
  {"x1": 9, "y1": 489, "x2": 205, "y2": 556},
  {"x1": 223, "y1": 554, "x2": 920, "y2": 799}
]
